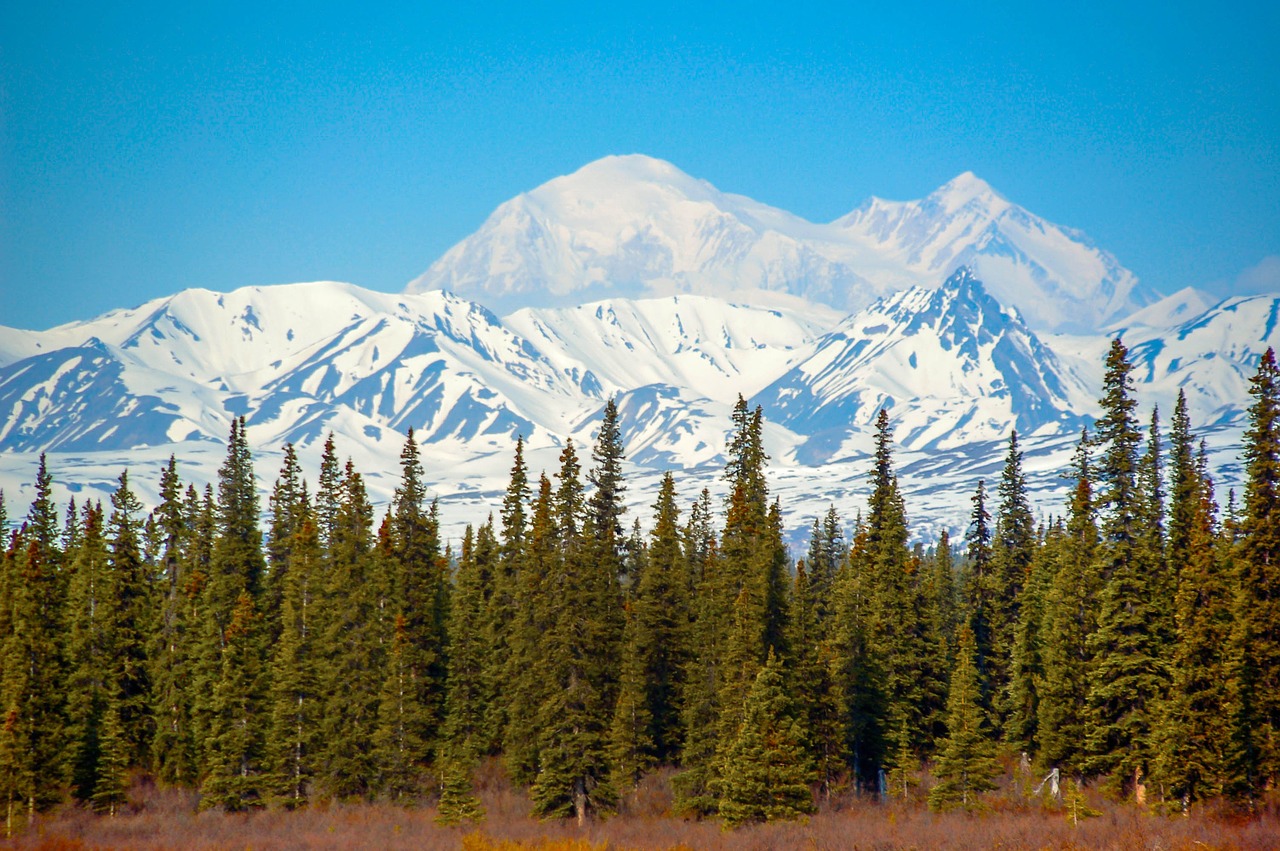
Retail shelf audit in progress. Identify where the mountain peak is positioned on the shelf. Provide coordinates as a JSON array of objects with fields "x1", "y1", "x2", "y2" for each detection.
[
  {"x1": 569, "y1": 154, "x2": 693, "y2": 184},
  {"x1": 406, "y1": 156, "x2": 1153, "y2": 332},
  {"x1": 928, "y1": 171, "x2": 1004, "y2": 210},
  {"x1": 940, "y1": 265, "x2": 981, "y2": 293}
]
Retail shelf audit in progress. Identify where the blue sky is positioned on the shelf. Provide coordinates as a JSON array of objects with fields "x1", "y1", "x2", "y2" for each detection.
[{"x1": 2, "y1": 1, "x2": 1277, "y2": 330}]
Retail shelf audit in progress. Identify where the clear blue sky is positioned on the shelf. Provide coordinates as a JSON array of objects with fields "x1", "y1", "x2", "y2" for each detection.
[{"x1": 2, "y1": 1, "x2": 1277, "y2": 330}]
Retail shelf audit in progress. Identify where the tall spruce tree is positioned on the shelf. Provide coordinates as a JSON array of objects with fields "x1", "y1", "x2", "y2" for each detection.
[
  {"x1": 441, "y1": 522, "x2": 496, "y2": 765},
  {"x1": 530, "y1": 441, "x2": 618, "y2": 823},
  {"x1": 1084, "y1": 339, "x2": 1168, "y2": 796},
  {"x1": 149, "y1": 457, "x2": 195, "y2": 784},
  {"x1": 610, "y1": 472, "x2": 688, "y2": 789},
  {"x1": 65, "y1": 501, "x2": 109, "y2": 801},
  {"x1": 504, "y1": 473, "x2": 554, "y2": 785},
  {"x1": 1155, "y1": 443, "x2": 1233, "y2": 804},
  {"x1": 265, "y1": 506, "x2": 321, "y2": 808},
  {"x1": 788, "y1": 557, "x2": 846, "y2": 798},
  {"x1": 489, "y1": 437, "x2": 530, "y2": 757},
  {"x1": 263, "y1": 443, "x2": 305, "y2": 642},
  {"x1": 963, "y1": 479, "x2": 996, "y2": 716},
  {"x1": 389, "y1": 429, "x2": 447, "y2": 767},
  {"x1": 196, "y1": 419, "x2": 268, "y2": 807},
  {"x1": 0, "y1": 457, "x2": 70, "y2": 821},
  {"x1": 1230, "y1": 347, "x2": 1280, "y2": 798},
  {"x1": 105, "y1": 472, "x2": 151, "y2": 766},
  {"x1": 717, "y1": 649, "x2": 815, "y2": 827},
  {"x1": 990, "y1": 431, "x2": 1035, "y2": 735},
  {"x1": 928, "y1": 624, "x2": 1000, "y2": 813},
  {"x1": 1037, "y1": 428, "x2": 1099, "y2": 773},
  {"x1": 1006, "y1": 522, "x2": 1056, "y2": 755},
  {"x1": 316, "y1": 461, "x2": 382, "y2": 799}
]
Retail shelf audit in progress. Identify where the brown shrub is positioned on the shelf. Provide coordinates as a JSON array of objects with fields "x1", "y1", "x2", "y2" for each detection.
[{"x1": 5, "y1": 771, "x2": 1280, "y2": 851}]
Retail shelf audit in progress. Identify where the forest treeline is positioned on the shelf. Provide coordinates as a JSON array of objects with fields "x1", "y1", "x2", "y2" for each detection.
[{"x1": 1, "y1": 338, "x2": 1278, "y2": 832}]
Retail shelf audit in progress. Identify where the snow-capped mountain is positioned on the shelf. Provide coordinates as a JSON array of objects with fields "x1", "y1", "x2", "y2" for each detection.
[
  {"x1": 755, "y1": 268, "x2": 1095, "y2": 460},
  {"x1": 0, "y1": 283, "x2": 594, "y2": 460},
  {"x1": 0, "y1": 269, "x2": 1272, "y2": 546},
  {"x1": 406, "y1": 155, "x2": 1156, "y2": 333},
  {"x1": 505, "y1": 293, "x2": 839, "y2": 404}
]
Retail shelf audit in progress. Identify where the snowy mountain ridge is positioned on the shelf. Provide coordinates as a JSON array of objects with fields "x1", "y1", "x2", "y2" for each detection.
[
  {"x1": 1, "y1": 270, "x2": 1273, "y2": 544},
  {"x1": 407, "y1": 155, "x2": 1157, "y2": 334}
]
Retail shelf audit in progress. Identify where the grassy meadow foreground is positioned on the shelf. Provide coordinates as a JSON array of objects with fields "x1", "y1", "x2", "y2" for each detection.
[{"x1": 8, "y1": 763, "x2": 1280, "y2": 851}]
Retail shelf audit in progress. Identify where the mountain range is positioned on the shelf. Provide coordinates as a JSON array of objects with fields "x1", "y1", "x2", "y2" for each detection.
[
  {"x1": 407, "y1": 155, "x2": 1156, "y2": 334},
  {"x1": 1, "y1": 156, "x2": 1274, "y2": 543}
]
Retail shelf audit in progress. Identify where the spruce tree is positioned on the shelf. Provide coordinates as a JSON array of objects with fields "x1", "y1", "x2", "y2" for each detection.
[
  {"x1": 990, "y1": 431, "x2": 1035, "y2": 734},
  {"x1": 149, "y1": 457, "x2": 195, "y2": 784},
  {"x1": 264, "y1": 509, "x2": 321, "y2": 807},
  {"x1": 930, "y1": 529, "x2": 958, "y2": 651},
  {"x1": 263, "y1": 443, "x2": 305, "y2": 642},
  {"x1": 200, "y1": 591, "x2": 264, "y2": 810},
  {"x1": 316, "y1": 461, "x2": 382, "y2": 799},
  {"x1": 440, "y1": 523, "x2": 495, "y2": 767},
  {"x1": 489, "y1": 437, "x2": 530, "y2": 756},
  {"x1": 389, "y1": 429, "x2": 447, "y2": 766},
  {"x1": 1038, "y1": 430, "x2": 1100, "y2": 773},
  {"x1": 66, "y1": 501, "x2": 109, "y2": 801},
  {"x1": 788, "y1": 559, "x2": 846, "y2": 798},
  {"x1": 434, "y1": 750, "x2": 485, "y2": 826},
  {"x1": 530, "y1": 441, "x2": 618, "y2": 824},
  {"x1": 1006, "y1": 522, "x2": 1055, "y2": 755},
  {"x1": 0, "y1": 457, "x2": 70, "y2": 820},
  {"x1": 1084, "y1": 339, "x2": 1167, "y2": 796},
  {"x1": 717, "y1": 650, "x2": 815, "y2": 827},
  {"x1": 504, "y1": 473, "x2": 554, "y2": 785},
  {"x1": 1155, "y1": 443, "x2": 1233, "y2": 804},
  {"x1": 1230, "y1": 347, "x2": 1280, "y2": 798},
  {"x1": 105, "y1": 472, "x2": 151, "y2": 766},
  {"x1": 194, "y1": 419, "x2": 267, "y2": 804},
  {"x1": 610, "y1": 472, "x2": 689, "y2": 790},
  {"x1": 90, "y1": 695, "x2": 129, "y2": 816},
  {"x1": 962, "y1": 479, "x2": 996, "y2": 716},
  {"x1": 929, "y1": 625, "x2": 1000, "y2": 813}
]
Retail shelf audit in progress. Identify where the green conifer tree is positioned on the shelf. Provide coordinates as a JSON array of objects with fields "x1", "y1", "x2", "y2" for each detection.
[
  {"x1": 717, "y1": 649, "x2": 815, "y2": 827},
  {"x1": 1006, "y1": 522, "x2": 1056, "y2": 755},
  {"x1": 990, "y1": 431, "x2": 1035, "y2": 734},
  {"x1": 90, "y1": 695, "x2": 129, "y2": 816},
  {"x1": 504, "y1": 473, "x2": 554, "y2": 785},
  {"x1": 530, "y1": 441, "x2": 618, "y2": 824},
  {"x1": 316, "y1": 461, "x2": 382, "y2": 799},
  {"x1": 929, "y1": 625, "x2": 1000, "y2": 813},
  {"x1": 0, "y1": 457, "x2": 70, "y2": 820},
  {"x1": 66, "y1": 501, "x2": 109, "y2": 801},
  {"x1": 788, "y1": 558, "x2": 846, "y2": 799},
  {"x1": 149, "y1": 457, "x2": 195, "y2": 784},
  {"x1": 264, "y1": 509, "x2": 321, "y2": 807},
  {"x1": 1155, "y1": 443, "x2": 1233, "y2": 804},
  {"x1": 1038, "y1": 430, "x2": 1100, "y2": 773},
  {"x1": 200, "y1": 591, "x2": 264, "y2": 810},
  {"x1": 1084, "y1": 339, "x2": 1168, "y2": 796},
  {"x1": 389, "y1": 429, "x2": 448, "y2": 765},
  {"x1": 487, "y1": 437, "x2": 530, "y2": 755},
  {"x1": 962, "y1": 479, "x2": 996, "y2": 715},
  {"x1": 105, "y1": 472, "x2": 151, "y2": 766},
  {"x1": 440, "y1": 523, "x2": 496, "y2": 767},
  {"x1": 434, "y1": 749, "x2": 485, "y2": 826},
  {"x1": 1229, "y1": 347, "x2": 1280, "y2": 798},
  {"x1": 263, "y1": 443, "x2": 305, "y2": 642}
]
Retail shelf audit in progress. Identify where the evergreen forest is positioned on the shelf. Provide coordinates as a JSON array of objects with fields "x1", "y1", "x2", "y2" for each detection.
[{"x1": 2, "y1": 338, "x2": 1280, "y2": 835}]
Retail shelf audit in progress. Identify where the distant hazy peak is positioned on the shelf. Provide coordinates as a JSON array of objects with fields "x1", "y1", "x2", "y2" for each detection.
[{"x1": 406, "y1": 156, "x2": 1156, "y2": 333}]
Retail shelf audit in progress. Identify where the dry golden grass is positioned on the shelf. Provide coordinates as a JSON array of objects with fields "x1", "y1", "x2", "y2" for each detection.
[{"x1": 5, "y1": 762, "x2": 1278, "y2": 851}]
